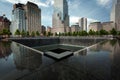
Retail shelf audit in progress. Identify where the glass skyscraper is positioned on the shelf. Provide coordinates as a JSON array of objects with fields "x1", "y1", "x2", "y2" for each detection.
[
  {"x1": 11, "y1": 3, "x2": 26, "y2": 36},
  {"x1": 111, "y1": 0, "x2": 120, "y2": 31},
  {"x1": 11, "y1": 2, "x2": 41, "y2": 36},
  {"x1": 52, "y1": 0, "x2": 70, "y2": 34}
]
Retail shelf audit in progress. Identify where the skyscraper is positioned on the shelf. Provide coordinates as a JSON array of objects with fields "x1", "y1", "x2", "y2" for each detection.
[
  {"x1": 110, "y1": 0, "x2": 120, "y2": 31},
  {"x1": 11, "y1": 3, "x2": 26, "y2": 36},
  {"x1": 79, "y1": 17, "x2": 87, "y2": 31},
  {"x1": 52, "y1": 0, "x2": 69, "y2": 34},
  {"x1": 11, "y1": 2, "x2": 41, "y2": 36},
  {"x1": 25, "y1": 2, "x2": 41, "y2": 33}
]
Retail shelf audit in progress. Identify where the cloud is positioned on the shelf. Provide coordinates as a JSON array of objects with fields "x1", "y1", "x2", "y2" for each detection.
[
  {"x1": 96, "y1": 0, "x2": 112, "y2": 8},
  {"x1": 1, "y1": 0, "x2": 53, "y2": 7},
  {"x1": 70, "y1": 16, "x2": 80, "y2": 25}
]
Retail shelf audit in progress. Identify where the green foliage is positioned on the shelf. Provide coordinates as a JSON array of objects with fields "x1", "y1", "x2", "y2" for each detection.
[
  {"x1": 15, "y1": 29, "x2": 20, "y2": 35},
  {"x1": 47, "y1": 32, "x2": 53, "y2": 36},
  {"x1": 99, "y1": 29, "x2": 109, "y2": 35},
  {"x1": 72, "y1": 31, "x2": 77, "y2": 36},
  {"x1": 43, "y1": 31, "x2": 46, "y2": 36},
  {"x1": 21, "y1": 30, "x2": 26, "y2": 37},
  {"x1": 96, "y1": 31, "x2": 100, "y2": 35},
  {"x1": 2, "y1": 29, "x2": 11, "y2": 35},
  {"x1": 26, "y1": 31, "x2": 29, "y2": 36},
  {"x1": 31, "y1": 31, "x2": 35, "y2": 37},
  {"x1": 110, "y1": 28, "x2": 117, "y2": 35},
  {"x1": 55, "y1": 32, "x2": 58, "y2": 36},
  {"x1": 118, "y1": 31, "x2": 120, "y2": 35},
  {"x1": 81, "y1": 31, "x2": 88, "y2": 36},
  {"x1": 68, "y1": 32, "x2": 72, "y2": 36},
  {"x1": 36, "y1": 31, "x2": 40, "y2": 36},
  {"x1": 89, "y1": 29, "x2": 96, "y2": 35}
]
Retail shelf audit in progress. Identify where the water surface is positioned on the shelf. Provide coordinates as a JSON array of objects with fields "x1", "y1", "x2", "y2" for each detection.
[{"x1": 0, "y1": 40, "x2": 120, "y2": 80}]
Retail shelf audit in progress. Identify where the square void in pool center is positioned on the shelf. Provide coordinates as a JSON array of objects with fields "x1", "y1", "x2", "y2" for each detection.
[
  {"x1": 44, "y1": 48, "x2": 73, "y2": 60},
  {"x1": 49, "y1": 48, "x2": 70, "y2": 54},
  {"x1": 34, "y1": 44, "x2": 85, "y2": 60}
]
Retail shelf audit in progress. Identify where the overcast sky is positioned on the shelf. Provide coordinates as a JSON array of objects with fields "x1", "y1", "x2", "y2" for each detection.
[{"x1": 0, "y1": 0, "x2": 113, "y2": 27}]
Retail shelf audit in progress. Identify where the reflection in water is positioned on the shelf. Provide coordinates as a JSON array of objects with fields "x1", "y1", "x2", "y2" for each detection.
[
  {"x1": 11, "y1": 42, "x2": 42, "y2": 71},
  {"x1": 0, "y1": 40, "x2": 120, "y2": 80},
  {"x1": 0, "y1": 41, "x2": 11, "y2": 60},
  {"x1": 78, "y1": 40, "x2": 120, "y2": 80}
]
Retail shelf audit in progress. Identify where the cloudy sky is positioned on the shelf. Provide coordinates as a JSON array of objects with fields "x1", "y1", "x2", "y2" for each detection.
[{"x1": 0, "y1": 0, "x2": 113, "y2": 27}]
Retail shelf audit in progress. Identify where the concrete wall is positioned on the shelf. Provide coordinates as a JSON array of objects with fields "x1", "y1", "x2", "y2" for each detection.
[
  {"x1": 59, "y1": 37, "x2": 108, "y2": 47},
  {"x1": 10, "y1": 37, "x2": 109, "y2": 47},
  {"x1": 10, "y1": 37, "x2": 59, "y2": 47}
]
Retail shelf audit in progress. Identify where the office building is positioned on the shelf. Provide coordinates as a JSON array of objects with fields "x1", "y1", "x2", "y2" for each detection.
[
  {"x1": 89, "y1": 22, "x2": 102, "y2": 31},
  {"x1": 71, "y1": 24, "x2": 81, "y2": 33},
  {"x1": 89, "y1": 21, "x2": 115, "y2": 32},
  {"x1": 25, "y1": 2, "x2": 41, "y2": 33},
  {"x1": 11, "y1": 2, "x2": 41, "y2": 36},
  {"x1": 110, "y1": 0, "x2": 120, "y2": 31},
  {"x1": 102, "y1": 21, "x2": 115, "y2": 32},
  {"x1": 52, "y1": 0, "x2": 70, "y2": 34},
  {"x1": 79, "y1": 17, "x2": 87, "y2": 31},
  {"x1": 0, "y1": 15, "x2": 11, "y2": 32},
  {"x1": 11, "y1": 3, "x2": 26, "y2": 36}
]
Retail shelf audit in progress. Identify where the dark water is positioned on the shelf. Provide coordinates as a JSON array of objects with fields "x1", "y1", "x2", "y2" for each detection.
[
  {"x1": 34, "y1": 44, "x2": 84, "y2": 52},
  {"x1": 0, "y1": 40, "x2": 120, "y2": 80}
]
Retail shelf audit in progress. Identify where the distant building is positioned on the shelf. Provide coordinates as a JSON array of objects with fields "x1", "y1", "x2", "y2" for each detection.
[
  {"x1": 41, "y1": 25, "x2": 46, "y2": 34},
  {"x1": 79, "y1": 17, "x2": 87, "y2": 31},
  {"x1": 89, "y1": 22, "x2": 102, "y2": 31},
  {"x1": 66, "y1": 26, "x2": 71, "y2": 33},
  {"x1": 71, "y1": 24, "x2": 81, "y2": 33},
  {"x1": 110, "y1": 0, "x2": 120, "y2": 31},
  {"x1": 52, "y1": 0, "x2": 70, "y2": 34},
  {"x1": 0, "y1": 15, "x2": 11, "y2": 32},
  {"x1": 89, "y1": 21, "x2": 115, "y2": 32},
  {"x1": 47, "y1": 26, "x2": 52, "y2": 33},
  {"x1": 11, "y1": 2, "x2": 41, "y2": 36},
  {"x1": 102, "y1": 21, "x2": 115, "y2": 32}
]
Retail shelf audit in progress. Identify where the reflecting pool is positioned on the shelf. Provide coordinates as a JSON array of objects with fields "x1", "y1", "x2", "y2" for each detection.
[{"x1": 0, "y1": 39, "x2": 120, "y2": 80}]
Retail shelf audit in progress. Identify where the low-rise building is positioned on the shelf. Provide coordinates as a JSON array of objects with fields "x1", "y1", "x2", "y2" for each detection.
[
  {"x1": 0, "y1": 15, "x2": 11, "y2": 32},
  {"x1": 71, "y1": 24, "x2": 81, "y2": 33},
  {"x1": 41, "y1": 25, "x2": 46, "y2": 34},
  {"x1": 89, "y1": 21, "x2": 116, "y2": 32},
  {"x1": 89, "y1": 22, "x2": 102, "y2": 31},
  {"x1": 102, "y1": 21, "x2": 115, "y2": 32},
  {"x1": 47, "y1": 26, "x2": 52, "y2": 33}
]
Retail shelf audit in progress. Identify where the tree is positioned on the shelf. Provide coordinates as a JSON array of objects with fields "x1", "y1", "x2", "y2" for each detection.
[
  {"x1": 99, "y1": 29, "x2": 109, "y2": 35},
  {"x1": 21, "y1": 30, "x2": 26, "y2": 37},
  {"x1": 36, "y1": 31, "x2": 40, "y2": 36},
  {"x1": 26, "y1": 31, "x2": 29, "y2": 37},
  {"x1": 55, "y1": 32, "x2": 58, "y2": 36},
  {"x1": 118, "y1": 31, "x2": 120, "y2": 35},
  {"x1": 68, "y1": 32, "x2": 72, "y2": 36},
  {"x1": 89, "y1": 29, "x2": 96, "y2": 35},
  {"x1": 110, "y1": 28, "x2": 117, "y2": 35},
  {"x1": 14, "y1": 29, "x2": 20, "y2": 35},
  {"x1": 72, "y1": 32, "x2": 76, "y2": 36},
  {"x1": 96, "y1": 31, "x2": 100, "y2": 35},
  {"x1": 81, "y1": 31, "x2": 88, "y2": 36},
  {"x1": 43, "y1": 31, "x2": 46, "y2": 36},
  {"x1": 47, "y1": 32, "x2": 51, "y2": 36},
  {"x1": 31, "y1": 31, "x2": 35, "y2": 37}
]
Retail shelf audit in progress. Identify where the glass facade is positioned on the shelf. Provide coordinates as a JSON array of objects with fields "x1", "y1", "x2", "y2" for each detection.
[{"x1": 11, "y1": 7, "x2": 26, "y2": 36}]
